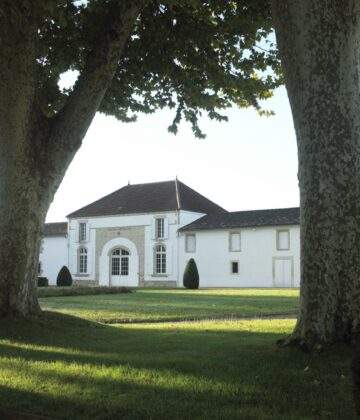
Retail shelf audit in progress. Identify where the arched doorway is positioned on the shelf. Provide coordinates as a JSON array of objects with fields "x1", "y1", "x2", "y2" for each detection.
[{"x1": 99, "y1": 238, "x2": 139, "y2": 286}]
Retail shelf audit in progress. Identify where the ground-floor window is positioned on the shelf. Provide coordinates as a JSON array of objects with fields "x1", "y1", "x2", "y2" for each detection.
[
  {"x1": 155, "y1": 245, "x2": 166, "y2": 274},
  {"x1": 231, "y1": 261, "x2": 239, "y2": 274},
  {"x1": 79, "y1": 247, "x2": 88, "y2": 273},
  {"x1": 111, "y1": 248, "x2": 129, "y2": 276}
]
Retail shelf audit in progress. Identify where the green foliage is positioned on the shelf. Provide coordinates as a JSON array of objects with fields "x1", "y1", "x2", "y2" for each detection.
[
  {"x1": 56, "y1": 265, "x2": 73, "y2": 287},
  {"x1": 8, "y1": 0, "x2": 281, "y2": 138},
  {"x1": 183, "y1": 258, "x2": 200, "y2": 289},
  {"x1": 37, "y1": 277, "x2": 49, "y2": 287}
]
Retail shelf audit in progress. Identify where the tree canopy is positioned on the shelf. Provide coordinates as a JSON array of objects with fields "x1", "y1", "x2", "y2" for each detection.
[{"x1": 12, "y1": 0, "x2": 281, "y2": 137}]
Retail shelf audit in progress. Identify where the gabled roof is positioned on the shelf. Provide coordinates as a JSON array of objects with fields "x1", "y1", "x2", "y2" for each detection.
[
  {"x1": 43, "y1": 222, "x2": 68, "y2": 236},
  {"x1": 179, "y1": 207, "x2": 300, "y2": 231},
  {"x1": 67, "y1": 180, "x2": 226, "y2": 218}
]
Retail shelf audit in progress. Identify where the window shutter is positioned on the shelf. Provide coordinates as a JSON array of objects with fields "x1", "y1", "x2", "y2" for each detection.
[
  {"x1": 146, "y1": 245, "x2": 153, "y2": 275},
  {"x1": 75, "y1": 225, "x2": 79, "y2": 243},
  {"x1": 166, "y1": 245, "x2": 173, "y2": 275},
  {"x1": 186, "y1": 235, "x2": 196, "y2": 252},
  {"x1": 72, "y1": 249, "x2": 78, "y2": 274},
  {"x1": 230, "y1": 233, "x2": 241, "y2": 251},
  {"x1": 86, "y1": 223, "x2": 90, "y2": 242},
  {"x1": 87, "y1": 247, "x2": 93, "y2": 274},
  {"x1": 278, "y1": 231, "x2": 290, "y2": 250},
  {"x1": 163, "y1": 218, "x2": 169, "y2": 239},
  {"x1": 151, "y1": 219, "x2": 156, "y2": 240}
]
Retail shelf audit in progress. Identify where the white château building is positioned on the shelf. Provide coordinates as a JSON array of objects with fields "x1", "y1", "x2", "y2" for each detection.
[{"x1": 40, "y1": 179, "x2": 300, "y2": 288}]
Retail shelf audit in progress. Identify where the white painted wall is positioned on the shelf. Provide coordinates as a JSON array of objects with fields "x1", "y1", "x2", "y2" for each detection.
[
  {"x1": 42, "y1": 210, "x2": 300, "y2": 289},
  {"x1": 178, "y1": 225, "x2": 300, "y2": 288},
  {"x1": 68, "y1": 210, "x2": 205, "y2": 284},
  {"x1": 39, "y1": 236, "x2": 68, "y2": 285}
]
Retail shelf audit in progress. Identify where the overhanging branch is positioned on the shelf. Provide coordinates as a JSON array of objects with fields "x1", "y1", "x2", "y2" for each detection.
[{"x1": 43, "y1": 0, "x2": 150, "y2": 180}]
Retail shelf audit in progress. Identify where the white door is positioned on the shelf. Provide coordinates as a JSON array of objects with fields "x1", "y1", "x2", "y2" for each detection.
[
  {"x1": 274, "y1": 258, "x2": 293, "y2": 287},
  {"x1": 111, "y1": 248, "x2": 134, "y2": 286}
]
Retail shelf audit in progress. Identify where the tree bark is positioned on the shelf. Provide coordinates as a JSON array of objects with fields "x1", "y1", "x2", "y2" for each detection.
[
  {"x1": 271, "y1": 0, "x2": 360, "y2": 346},
  {"x1": 0, "y1": 1, "x2": 149, "y2": 317}
]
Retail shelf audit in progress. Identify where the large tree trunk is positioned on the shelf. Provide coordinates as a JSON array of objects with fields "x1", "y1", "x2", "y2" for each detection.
[
  {"x1": 271, "y1": 0, "x2": 360, "y2": 346},
  {"x1": 0, "y1": 1, "x2": 148, "y2": 317}
]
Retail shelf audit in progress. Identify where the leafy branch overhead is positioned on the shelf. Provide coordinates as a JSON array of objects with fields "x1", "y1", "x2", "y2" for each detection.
[{"x1": 33, "y1": 0, "x2": 281, "y2": 138}]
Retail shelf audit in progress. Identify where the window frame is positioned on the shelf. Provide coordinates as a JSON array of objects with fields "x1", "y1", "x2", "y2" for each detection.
[
  {"x1": 79, "y1": 222, "x2": 87, "y2": 242},
  {"x1": 230, "y1": 261, "x2": 240, "y2": 275},
  {"x1": 78, "y1": 247, "x2": 88, "y2": 274},
  {"x1": 155, "y1": 244, "x2": 167, "y2": 274},
  {"x1": 229, "y1": 231, "x2": 241, "y2": 252},
  {"x1": 276, "y1": 229, "x2": 290, "y2": 251},
  {"x1": 185, "y1": 234, "x2": 196, "y2": 253},
  {"x1": 111, "y1": 248, "x2": 130, "y2": 276},
  {"x1": 155, "y1": 217, "x2": 165, "y2": 239}
]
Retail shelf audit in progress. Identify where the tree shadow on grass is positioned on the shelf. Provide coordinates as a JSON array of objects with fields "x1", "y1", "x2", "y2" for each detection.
[{"x1": 0, "y1": 312, "x2": 355, "y2": 419}]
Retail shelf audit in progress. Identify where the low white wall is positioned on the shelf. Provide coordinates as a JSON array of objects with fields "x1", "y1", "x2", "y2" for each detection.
[
  {"x1": 40, "y1": 236, "x2": 68, "y2": 285},
  {"x1": 178, "y1": 225, "x2": 300, "y2": 288}
]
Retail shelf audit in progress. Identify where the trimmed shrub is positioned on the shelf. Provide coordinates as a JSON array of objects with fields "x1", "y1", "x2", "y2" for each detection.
[
  {"x1": 37, "y1": 277, "x2": 49, "y2": 287},
  {"x1": 183, "y1": 258, "x2": 199, "y2": 289},
  {"x1": 56, "y1": 266, "x2": 73, "y2": 287}
]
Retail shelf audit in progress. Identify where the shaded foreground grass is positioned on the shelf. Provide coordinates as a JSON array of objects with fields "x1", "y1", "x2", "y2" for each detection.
[
  {"x1": 0, "y1": 313, "x2": 355, "y2": 419},
  {"x1": 40, "y1": 288, "x2": 299, "y2": 323}
]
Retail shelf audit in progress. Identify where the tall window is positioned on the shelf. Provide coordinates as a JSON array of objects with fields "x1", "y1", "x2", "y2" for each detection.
[
  {"x1": 111, "y1": 249, "x2": 129, "y2": 276},
  {"x1": 185, "y1": 234, "x2": 196, "y2": 253},
  {"x1": 79, "y1": 247, "x2": 87, "y2": 273},
  {"x1": 79, "y1": 222, "x2": 87, "y2": 242},
  {"x1": 155, "y1": 245, "x2": 166, "y2": 274},
  {"x1": 156, "y1": 218, "x2": 165, "y2": 239},
  {"x1": 229, "y1": 232, "x2": 241, "y2": 252},
  {"x1": 277, "y1": 230, "x2": 290, "y2": 250}
]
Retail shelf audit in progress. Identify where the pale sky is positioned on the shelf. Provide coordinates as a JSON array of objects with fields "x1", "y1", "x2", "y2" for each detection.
[{"x1": 46, "y1": 85, "x2": 299, "y2": 222}]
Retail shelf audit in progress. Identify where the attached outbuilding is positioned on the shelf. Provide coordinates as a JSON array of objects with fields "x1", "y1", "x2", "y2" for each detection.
[{"x1": 178, "y1": 208, "x2": 300, "y2": 288}]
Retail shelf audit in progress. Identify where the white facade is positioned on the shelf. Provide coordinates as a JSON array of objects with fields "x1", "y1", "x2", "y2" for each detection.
[
  {"x1": 39, "y1": 235, "x2": 68, "y2": 285},
  {"x1": 40, "y1": 217, "x2": 300, "y2": 288},
  {"x1": 65, "y1": 210, "x2": 204, "y2": 287},
  {"x1": 40, "y1": 180, "x2": 300, "y2": 288},
  {"x1": 178, "y1": 225, "x2": 300, "y2": 288}
]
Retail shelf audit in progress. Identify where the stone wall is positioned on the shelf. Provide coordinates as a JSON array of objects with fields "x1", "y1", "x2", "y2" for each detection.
[{"x1": 95, "y1": 226, "x2": 145, "y2": 285}]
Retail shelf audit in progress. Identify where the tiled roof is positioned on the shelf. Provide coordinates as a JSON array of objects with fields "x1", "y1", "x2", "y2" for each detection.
[
  {"x1": 179, "y1": 207, "x2": 300, "y2": 231},
  {"x1": 43, "y1": 222, "x2": 68, "y2": 236},
  {"x1": 67, "y1": 180, "x2": 226, "y2": 218}
]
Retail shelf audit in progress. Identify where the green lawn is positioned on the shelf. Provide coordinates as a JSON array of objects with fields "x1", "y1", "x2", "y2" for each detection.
[
  {"x1": 0, "y1": 289, "x2": 355, "y2": 419},
  {"x1": 40, "y1": 288, "x2": 300, "y2": 323}
]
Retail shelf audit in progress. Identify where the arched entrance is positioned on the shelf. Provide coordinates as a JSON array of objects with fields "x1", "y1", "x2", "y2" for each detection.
[{"x1": 99, "y1": 238, "x2": 139, "y2": 286}]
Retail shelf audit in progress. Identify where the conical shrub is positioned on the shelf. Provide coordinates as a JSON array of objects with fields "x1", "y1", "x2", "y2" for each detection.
[
  {"x1": 183, "y1": 258, "x2": 199, "y2": 289},
  {"x1": 57, "y1": 265, "x2": 73, "y2": 287}
]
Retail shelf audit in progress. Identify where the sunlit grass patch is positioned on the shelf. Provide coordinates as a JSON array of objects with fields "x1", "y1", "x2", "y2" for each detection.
[
  {"x1": 0, "y1": 314, "x2": 355, "y2": 419},
  {"x1": 40, "y1": 288, "x2": 299, "y2": 323}
]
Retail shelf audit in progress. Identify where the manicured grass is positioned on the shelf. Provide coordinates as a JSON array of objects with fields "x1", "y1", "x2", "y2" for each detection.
[
  {"x1": 40, "y1": 288, "x2": 300, "y2": 323},
  {"x1": 0, "y1": 314, "x2": 355, "y2": 419}
]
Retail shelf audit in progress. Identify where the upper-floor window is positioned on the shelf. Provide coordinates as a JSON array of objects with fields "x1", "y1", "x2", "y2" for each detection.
[
  {"x1": 156, "y1": 218, "x2": 165, "y2": 239},
  {"x1": 229, "y1": 232, "x2": 241, "y2": 252},
  {"x1": 277, "y1": 229, "x2": 290, "y2": 250},
  {"x1": 79, "y1": 222, "x2": 87, "y2": 242},
  {"x1": 79, "y1": 247, "x2": 87, "y2": 273},
  {"x1": 185, "y1": 234, "x2": 196, "y2": 253},
  {"x1": 155, "y1": 245, "x2": 166, "y2": 274}
]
